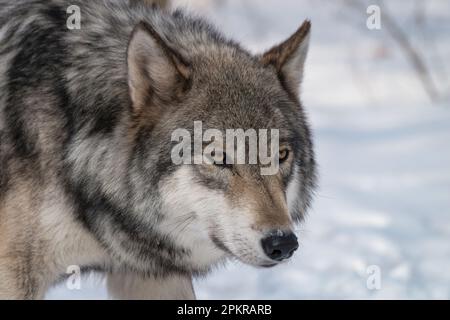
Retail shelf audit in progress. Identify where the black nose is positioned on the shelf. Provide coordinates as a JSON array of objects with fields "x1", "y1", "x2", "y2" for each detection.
[{"x1": 261, "y1": 232, "x2": 299, "y2": 261}]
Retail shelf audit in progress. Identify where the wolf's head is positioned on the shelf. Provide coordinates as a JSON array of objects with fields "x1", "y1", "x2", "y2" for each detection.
[{"x1": 125, "y1": 14, "x2": 316, "y2": 272}]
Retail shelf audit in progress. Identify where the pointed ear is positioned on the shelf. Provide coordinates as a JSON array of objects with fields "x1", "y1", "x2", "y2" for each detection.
[
  {"x1": 260, "y1": 20, "x2": 311, "y2": 97},
  {"x1": 127, "y1": 22, "x2": 191, "y2": 114}
]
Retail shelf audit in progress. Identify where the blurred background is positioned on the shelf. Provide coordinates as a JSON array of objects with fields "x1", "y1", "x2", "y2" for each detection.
[{"x1": 48, "y1": 0, "x2": 450, "y2": 299}]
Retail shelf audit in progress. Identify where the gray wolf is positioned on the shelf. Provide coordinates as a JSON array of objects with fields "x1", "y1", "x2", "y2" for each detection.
[{"x1": 0, "y1": 0, "x2": 316, "y2": 299}]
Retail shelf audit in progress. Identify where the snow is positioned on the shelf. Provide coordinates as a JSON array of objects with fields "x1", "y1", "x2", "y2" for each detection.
[{"x1": 46, "y1": 0, "x2": 450, "y2": 299}]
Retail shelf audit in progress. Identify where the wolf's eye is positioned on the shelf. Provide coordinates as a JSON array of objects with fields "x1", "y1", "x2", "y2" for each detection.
[
  {"x1": 279, "y1": 149, "x2": 290, "y2": 163},
  {"x1": 212, "y1": 151, "x2": 232, "y2": 168}
]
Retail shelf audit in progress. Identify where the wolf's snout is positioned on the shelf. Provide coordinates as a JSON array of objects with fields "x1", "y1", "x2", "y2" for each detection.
[{"x1": 261, "y1": 232, "x2": 298, "y2": 261}]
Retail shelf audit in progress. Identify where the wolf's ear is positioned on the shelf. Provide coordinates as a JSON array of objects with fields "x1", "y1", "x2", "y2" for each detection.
[
  {"x1": 127, "y1": 22, "x2": 191, "y2": 113},
  {"x1": 260, "y1": 20, "x2": 311, "y2": 97}
]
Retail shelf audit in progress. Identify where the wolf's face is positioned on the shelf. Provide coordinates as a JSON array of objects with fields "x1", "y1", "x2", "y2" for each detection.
[{"x1": 126, "y1": 20, "x2": 316, "y2": 271}]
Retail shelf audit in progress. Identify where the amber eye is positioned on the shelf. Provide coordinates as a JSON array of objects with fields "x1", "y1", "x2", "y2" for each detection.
[
  {"x1": 279, "y1": 149, "x2": 290, "y2": 163},
  {"x1": 212, "y1": 151, "x2": 232, "y2": 169},
  {"x1": 213, "y1": 151, "x2": 224, "y2": 164}
]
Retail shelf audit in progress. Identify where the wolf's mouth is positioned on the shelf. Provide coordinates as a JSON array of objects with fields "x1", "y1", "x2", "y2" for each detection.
[
  {"x1": 210, "y1": 234, "x2": 233, "y2": 256},
  {"x1": 210, "y1": 233, "x2": 282, "y2": 268},
  {"x1": 260, "y1": 263, "x2": 278, "y2": 268}
]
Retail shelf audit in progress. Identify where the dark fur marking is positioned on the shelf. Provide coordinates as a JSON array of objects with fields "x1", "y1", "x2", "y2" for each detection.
[
  {"x1": 63, "y1": 173, "x2": 198, "y2": 277},
  {"x1": 5, "y1": 4, "x2": 69, "y2": 159}
]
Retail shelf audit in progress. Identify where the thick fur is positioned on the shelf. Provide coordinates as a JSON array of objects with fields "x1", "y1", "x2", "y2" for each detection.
[{"x1": 0, "y1": 0, "x2": 316, "y2": 299}]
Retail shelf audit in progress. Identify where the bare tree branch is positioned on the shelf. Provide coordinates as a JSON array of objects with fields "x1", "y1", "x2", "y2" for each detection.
[{"x1": 345, "y1": 0, "x2": 440, "y2": 103}]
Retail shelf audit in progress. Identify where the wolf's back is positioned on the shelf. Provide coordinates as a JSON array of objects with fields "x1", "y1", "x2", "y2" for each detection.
[
  {"x1": 0, "y1": 0, "x2": 226, "y2": 143},
  {"x1": 0, "y1": 1, "x2": 140, "y2": 142}
]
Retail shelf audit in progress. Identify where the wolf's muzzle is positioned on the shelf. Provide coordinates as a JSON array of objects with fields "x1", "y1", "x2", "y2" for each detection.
[{"x1": 261, "y1": 231, "x2": 298, "y2": 261}]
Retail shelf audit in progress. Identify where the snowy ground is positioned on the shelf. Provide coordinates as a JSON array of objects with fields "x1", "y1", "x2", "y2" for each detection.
[{"x1": 47, "y1": 0, "x2": 450, "y2": 299}]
